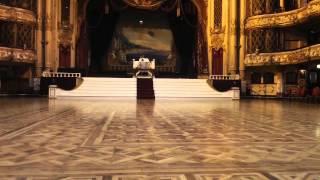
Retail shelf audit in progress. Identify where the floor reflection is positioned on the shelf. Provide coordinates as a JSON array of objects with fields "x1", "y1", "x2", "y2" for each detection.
[{"x1": 0, "y1": 98, "x2": 320, "y2": 178}]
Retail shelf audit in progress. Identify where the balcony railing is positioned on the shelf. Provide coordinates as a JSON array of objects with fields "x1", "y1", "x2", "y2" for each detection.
[
  {"x1": 0, "y1": 5, "x2": 36, "y2": 24},
  {"x1": 0, "y1": 46, "x2": 36, "y2": 64},
  {"x1": 245, "y1": 44, "x2": 320, "y2": 66},
  {"x1": 245, "y1": 0, "x2": 320, "y2": 29},
  {"x1": 0, "y1": 0, "x2": 37, "y2": 13}
]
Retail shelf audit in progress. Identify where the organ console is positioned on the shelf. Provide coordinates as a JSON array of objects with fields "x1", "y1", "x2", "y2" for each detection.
[{"x1": 133, "y1": 57, "x2": 155, "y2": 78}]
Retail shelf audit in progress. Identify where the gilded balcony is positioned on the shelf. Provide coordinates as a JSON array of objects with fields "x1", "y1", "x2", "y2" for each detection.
[
  {"x1": 245, "y1": 0, "x2": 320, "y2": 29},
  {"x1": 0, "y1": 47, "x2": 36, "y2": 64},
  {"x1": 245, "y1": 44, "x2": 320, "y2": 66},
  {"x1": 0, "y1": 4, "x2": 36, "y2": 24}
]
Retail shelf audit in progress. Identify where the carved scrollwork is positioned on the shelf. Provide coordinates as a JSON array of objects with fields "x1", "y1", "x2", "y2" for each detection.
[
  {"x1": 0, "y1": 5, "x2": 36, "y2": 24},
  {"x1": 210, "y1": 27, "x2": 225, "y2": 50},
  {"x1": 245, "y1": 44, "x2": 320, "y2": 66},
  {"x1": 58, "y1": 23, "x2": 73, "y2": 47},
  {"x1": 245, "y1": 0, "x2": 320, "y2": 29},
  {"x1": 0, "y1": 47, "x2": 36, "y2": 64}
]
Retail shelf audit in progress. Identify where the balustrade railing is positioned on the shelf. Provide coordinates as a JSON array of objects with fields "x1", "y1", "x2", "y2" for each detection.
[
  {"x1": 42, "y1": 72, "x2": 81, "y2": 78},
  {"x1": 209, "y1": 75, "x2": 240, "y2": 80},
  {"x1": 245, "y1": 0, "x2": 320, "y2": 29}
]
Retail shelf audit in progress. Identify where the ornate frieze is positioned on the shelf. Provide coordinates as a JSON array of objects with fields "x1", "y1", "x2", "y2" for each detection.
[
  {"x1": 245, "y1": 44, "x2": 320, "y2": 66},
  {"x1": 251, "y1": 84, "x2": 277, "y2": 96},
  {"x1": 245, "y1": 0, "x2": 320, "y2": 29},
  {"x1": 0, "y1": 5, "x2": 36, "y2": 24},
  {"x1": 0, "y1": 47, "x2": 36, "y2": 64}
]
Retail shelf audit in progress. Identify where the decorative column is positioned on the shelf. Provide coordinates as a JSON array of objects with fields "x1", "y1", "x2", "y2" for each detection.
[
  {"x1": 45, "y1": 0, "x2": 52, "y2": 70},
  {"x1": 71, "y1": 0, "x2": 77, "y2": 68},
  {"x1": 228, "y1": 0, "x2": 237, "y2": 74},
  {"x1": 35, "y1": 0, "x2": 43, "y2": 77},
  {"x1": 239, "y1": 0, "x2": 246, "y2": 79},
  {"x1": 45, "y1": 0, "x2": 59, "y2": 71}
]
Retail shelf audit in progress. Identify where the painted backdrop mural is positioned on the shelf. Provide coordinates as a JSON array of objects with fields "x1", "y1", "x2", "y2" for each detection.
[{"x1": 105, "y1": 10, "x2": 177, "y2": 72}]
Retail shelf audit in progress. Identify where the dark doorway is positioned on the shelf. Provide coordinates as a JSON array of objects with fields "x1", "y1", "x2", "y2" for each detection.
[
  {"x1": 212, "y1": 48, "x2": 223, "y2": 75},
  {"x1": 59, "y1": 44, "x2": 71, "y2": 68}
]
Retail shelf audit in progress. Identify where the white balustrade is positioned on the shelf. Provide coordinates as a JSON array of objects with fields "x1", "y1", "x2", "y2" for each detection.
[
  {"x1": 209, "y1": 74, "x2": 240, "y2": 80},
  {"x1": 42, "y1": 72, "x2": 81, "y2": 78}
]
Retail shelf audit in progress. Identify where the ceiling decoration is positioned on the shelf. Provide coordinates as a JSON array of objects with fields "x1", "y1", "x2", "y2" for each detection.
[{"x1": 121, "y1": 0, "x2": 168, "y2": 10}]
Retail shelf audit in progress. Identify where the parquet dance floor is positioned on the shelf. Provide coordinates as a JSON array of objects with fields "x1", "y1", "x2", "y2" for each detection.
[{"x1": 0, "y1": 98, "x2": 320, "y2": 179}]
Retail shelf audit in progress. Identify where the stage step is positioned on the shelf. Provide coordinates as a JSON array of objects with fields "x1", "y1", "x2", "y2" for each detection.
[
  {"x1": 55, "y1": 78, "x2": 234, "y2": 98},
  {"x1": 56, "y1": 77, "x2": 136, "y2": 97},
  {"x1": 153, "y1": 78, "x2": 233, "y2": 98}
]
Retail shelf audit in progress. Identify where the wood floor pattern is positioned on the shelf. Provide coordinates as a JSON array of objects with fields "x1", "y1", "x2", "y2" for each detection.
[{"x1": 0, "y1": 98, "x2": 320, "y2": 179}]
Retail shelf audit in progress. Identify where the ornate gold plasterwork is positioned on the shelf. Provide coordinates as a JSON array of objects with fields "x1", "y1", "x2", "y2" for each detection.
[
  {"x1": 251, "y1": 84, "x2": 277, "y2": 96},
  {"x1": 58, "y1": 23, "x2": 74, "y2": 46},
  {"x1": 245, "y1": 44, "x2": 320, "y2": 66},
  {"x1": 210, "y1": 27, "x2": 225, "y2": 50},
  {"x1": 0, "y1": 47, "x2": 36, "y2": 64},
  {"x1": 122, "y1": 0, "x2": 167, "y2": 9},
  {"x1": 245, "y1": 0, "x2": 320, "y2": 29},
  {"x1": 0, "y1": 5, "x2": 36, "y2": 24}
]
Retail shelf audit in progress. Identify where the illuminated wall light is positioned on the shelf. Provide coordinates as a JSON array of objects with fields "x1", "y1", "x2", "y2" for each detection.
[
  {"x1": 317, "y1": 64, "x2": 320, "y2": 69},
  {"x1": 299, "y1": 69, "x2": 306, "y2": 73}
]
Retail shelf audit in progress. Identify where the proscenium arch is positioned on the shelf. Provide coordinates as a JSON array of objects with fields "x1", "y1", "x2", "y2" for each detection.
[
  {"x1": 79, "y1": 0, "x2": 207, "y2": 27},
  {"x1": 76, "y1": 0, "x2": 209, "y2": 75}
]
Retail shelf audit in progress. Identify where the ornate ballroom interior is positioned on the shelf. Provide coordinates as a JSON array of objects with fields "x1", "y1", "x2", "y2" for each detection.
[
  {"x1": 0, "y1": 0, "x2": 319, "y2": 97},
  {"x1": 1, "y1": 0, "x2": 320, "y2": 179}
]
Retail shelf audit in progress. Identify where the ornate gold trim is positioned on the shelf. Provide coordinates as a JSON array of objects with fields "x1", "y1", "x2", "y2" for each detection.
[
  {"x1": 251, "y1": 84, "x2": 277, "y2": 96},
  {"x1": 0, "y1": 47, "x2": 36, "y2": 64},
  {"x1": 245, "y1": 0, "x2": 320, "y2": 29},
  {"x1": 210, "y1": 27, "x2": 225, "y2": 50},
  {"x1": 245, "y1": 44, "x2": 320, "y2": 66},
  {"x1": 122, "y1": 0, "x2": 166, "y2": 10},
  {"x1": 0, "y1": 5, "x2": 36, "y2": 24}
]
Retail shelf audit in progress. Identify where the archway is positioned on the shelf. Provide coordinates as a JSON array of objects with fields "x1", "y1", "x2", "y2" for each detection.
[{"x1": 76, "y1": 0, "x2": 208, "y2": 78}]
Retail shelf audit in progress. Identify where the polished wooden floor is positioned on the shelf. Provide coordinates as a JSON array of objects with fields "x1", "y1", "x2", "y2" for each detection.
[{"x1": 0, "y1": 97, "x2": 320, "y2": 179}]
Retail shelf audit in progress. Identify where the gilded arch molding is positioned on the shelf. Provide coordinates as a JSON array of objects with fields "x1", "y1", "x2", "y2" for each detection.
[
  {"x1": 0, "y1": 5, "x2": 36, "y2": 24},
  {"x1": 245, "y1": 0, "x2": 320, "y2": 29}
]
